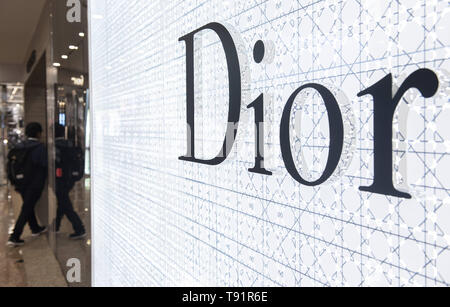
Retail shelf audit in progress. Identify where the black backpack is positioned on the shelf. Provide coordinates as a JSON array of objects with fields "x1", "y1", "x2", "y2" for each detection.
[
  {"x1": 55, "y1": 141, "x2": 85, "y2": 183},
  {"x1": 7, "y1": 143, "x2": 40, "y2": 189}
]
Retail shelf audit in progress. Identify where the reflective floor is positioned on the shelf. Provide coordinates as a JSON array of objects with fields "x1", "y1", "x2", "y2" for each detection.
[
  {"x1": 0, "y1": 179, "x2": 91, "y2": 287},
  {"x1": 0, "y1": 185, "x2": 67, "y2": 287},
  {"x1": 0, "y1": 186, "x2": 26, "y2": 287}
]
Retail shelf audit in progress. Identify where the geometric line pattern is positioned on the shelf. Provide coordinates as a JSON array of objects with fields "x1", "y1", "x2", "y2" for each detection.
[{"x1": 89, "y1": 0, "x2": 450, "y2": 286}]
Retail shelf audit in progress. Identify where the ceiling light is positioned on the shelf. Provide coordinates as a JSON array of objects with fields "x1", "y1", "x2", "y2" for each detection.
[
  {"x1": 53, "y1": 63, "x2": 61, "y2": 67},
  {"x1": 69, "y1": 45, "x2": 78, "y2": 50},
  {"x1": 79, "y1": 32, "x2": 85, "y2": 37},
  {"x1": 61, "y1": 55, "x2": 68, "y2": 59}
]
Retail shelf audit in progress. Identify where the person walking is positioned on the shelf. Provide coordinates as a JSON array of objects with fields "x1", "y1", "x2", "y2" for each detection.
[{"x1": 7, "y1": 123, "x2": 48, "y2": 247}]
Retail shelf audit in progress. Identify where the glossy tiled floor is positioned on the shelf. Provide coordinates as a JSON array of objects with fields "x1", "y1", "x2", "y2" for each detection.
[
  {"x1": 0, "y1": 186, "x2": 27, "y2": 287},
  {"x1": 0, "y1": 181, "x2": 91, "y2": 287},
  {"x1": 0, "y1": 185, "x2": 68, "y2": 287}
]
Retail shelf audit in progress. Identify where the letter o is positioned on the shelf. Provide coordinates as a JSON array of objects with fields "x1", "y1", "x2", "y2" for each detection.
[{"x1": 280, "y1": 84, "x2": 344, "y2": 186}]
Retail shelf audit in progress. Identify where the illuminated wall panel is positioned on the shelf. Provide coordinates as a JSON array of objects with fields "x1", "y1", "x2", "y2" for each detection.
[{"x1": 89, "y1": 0, "x2": 450, "y2": 286}]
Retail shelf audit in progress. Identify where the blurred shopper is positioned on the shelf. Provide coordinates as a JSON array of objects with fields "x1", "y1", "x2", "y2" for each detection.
[
  {"x1": 7, "y1": 123, "x2": 48, "y2": 247},
  {"x1": 54, "y1": 124, "x2": 86, "y2": 240}
]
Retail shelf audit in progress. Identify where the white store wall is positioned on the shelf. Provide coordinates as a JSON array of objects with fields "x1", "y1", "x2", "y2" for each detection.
[{"x1": 89, "y1": 0, "x2": 450, "y2": 287}]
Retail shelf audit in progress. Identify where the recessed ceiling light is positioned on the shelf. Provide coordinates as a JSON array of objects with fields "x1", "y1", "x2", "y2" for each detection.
[
  {"x1": 69, "y1": 45, "x2": 78, "y2": 50},
  {"x1": 79, "y1": 32, "x2": 85, "y2": 37},
  {"x1": 61, "y1": 55, "x2": 68, "y2": 59},
  {"x1": 53, "y1": 63, "x2": 61, "y2": 67}
]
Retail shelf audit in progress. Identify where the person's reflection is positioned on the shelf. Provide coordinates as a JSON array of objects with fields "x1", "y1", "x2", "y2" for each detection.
[{"x1": 54, "y1": 124, "x2": 86, "y2": 239}]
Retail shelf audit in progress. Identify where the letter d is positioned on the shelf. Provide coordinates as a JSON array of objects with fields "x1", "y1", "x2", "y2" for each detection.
[{"x1": 179, "y1": 23, "x2": 241, "y2": 165}]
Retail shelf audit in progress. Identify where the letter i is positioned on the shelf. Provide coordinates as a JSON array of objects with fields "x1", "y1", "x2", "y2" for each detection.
[{"x1": 248, "y1": 40, "x2": 272, "y2": 176}]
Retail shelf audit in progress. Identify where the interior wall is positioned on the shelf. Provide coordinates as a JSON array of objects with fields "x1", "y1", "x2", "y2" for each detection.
[
  {"x1": 23, "y1": 0, "x2": 51, "y2": 83},
  {"x1": 0, "y1": 64, "x2": 25, "y2": 83},
  {"x1": 24, "y1": 54, "x2": 48, "y2": 225},
  {"x1": 89, "y1": 0, "x2": 450, "y2": 287}
]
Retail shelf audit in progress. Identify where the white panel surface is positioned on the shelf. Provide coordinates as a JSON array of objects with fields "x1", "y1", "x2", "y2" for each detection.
[{"x1": 89, "y1": 0, "x2": 450, "y2": 286}]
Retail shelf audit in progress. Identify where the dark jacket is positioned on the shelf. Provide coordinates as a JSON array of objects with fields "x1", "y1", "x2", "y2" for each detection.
[
  {"x1": 55, "y1": 138, "x2": 76, "y2": 190},
  {"x1": 15, "y1": 139, "x2": 47, "y2": 191}
]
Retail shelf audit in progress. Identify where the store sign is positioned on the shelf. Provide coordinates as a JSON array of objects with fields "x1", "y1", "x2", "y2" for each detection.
[
  {"x1": 179, "y1": 22, "x2": 440, "y2": 200},
  {"x1": 90, "y1": 0, "x2": 450, "y2": 287}
]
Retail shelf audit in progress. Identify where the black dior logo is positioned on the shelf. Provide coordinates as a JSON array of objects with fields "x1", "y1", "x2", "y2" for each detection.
[{"x1": 179, "y1": 22, "x2": 440, "y2": 199}]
